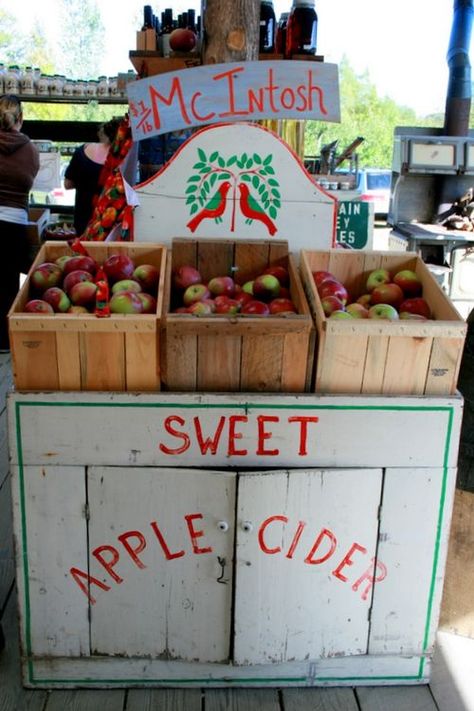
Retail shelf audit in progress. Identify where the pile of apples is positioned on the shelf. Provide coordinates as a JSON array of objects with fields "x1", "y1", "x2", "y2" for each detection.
[
  {"x1": 313, "y1": 266, "x2": 432, "y2": 320},
  {"x1": 23, "y1": 253, "x2": 160, "y2": 315},
  {"x1": 171, "y1": 263, "x2": 298, "y2": 316}
]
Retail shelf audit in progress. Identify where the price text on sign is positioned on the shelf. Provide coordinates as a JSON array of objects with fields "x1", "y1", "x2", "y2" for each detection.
[{"x1": 127, "y1": 61, "x2": 341, "y2": 139}]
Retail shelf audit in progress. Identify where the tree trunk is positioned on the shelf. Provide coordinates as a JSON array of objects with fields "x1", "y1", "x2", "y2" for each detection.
[{"x1": 201, "y1": 0, "x2": 260, "y2": 64}]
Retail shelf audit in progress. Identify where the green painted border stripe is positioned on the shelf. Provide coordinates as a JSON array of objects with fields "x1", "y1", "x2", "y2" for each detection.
[{"x1": 14, "y1": 400, "x2": 454, "y2": 685}]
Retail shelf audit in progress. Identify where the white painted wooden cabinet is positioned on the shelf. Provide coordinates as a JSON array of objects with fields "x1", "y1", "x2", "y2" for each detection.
[{"x1": 8, "y1": 391, "x2": 462, "y2": 688}]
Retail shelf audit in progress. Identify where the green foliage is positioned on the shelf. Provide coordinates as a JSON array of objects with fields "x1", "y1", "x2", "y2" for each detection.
[
  {"x1": 304, "y1": 57, "x2": 446, "y2": 168},
  {"x1": 56, "y1": 0, "x2": 104, "y2": 79}
]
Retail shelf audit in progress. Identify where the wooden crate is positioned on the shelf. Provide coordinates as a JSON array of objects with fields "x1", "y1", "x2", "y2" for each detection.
[
  {"x1": 163, "y1": 238, "x2": 315, "y2": 392},
  {"x1": 300, "y1": 249, "x2": 467, "y2": 396},
  {"x1": 8, "y1": 241, "x2": 167, "y2": 392}
]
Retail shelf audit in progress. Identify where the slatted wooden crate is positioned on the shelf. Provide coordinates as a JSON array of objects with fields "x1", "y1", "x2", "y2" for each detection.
[
  {"x1": 8, "y1": 241, "x2": 166, "y2": 392},
  {"x1": 162, "y1": 238, "x2": 315, "y2": 392},
  {"x1": 300, "y1": 249, "x2": 467, "y2": 396}
]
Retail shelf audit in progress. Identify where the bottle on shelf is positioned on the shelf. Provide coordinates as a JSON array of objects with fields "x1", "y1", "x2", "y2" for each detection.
[
  {"x1": 161, "y1": 8, "x2": 174, "y2": 57},
  {"x1": 21, "y1": 66, "x2": 35, "y2": 95},
  {"x1": 286, "y1": 0, "x2": 318, "y2": 58},
  {"x1": 5, "y1": 65, "x2": 21, "y2": 94},
  {"x1": 0, "y1": 63, "x2": 5, "y2": 94},
  {"x1": 276, "y1": 12, "x2": 289, "y2": 56},
  {"x1": 142, "y1": 5, "x2": 154, "y2": 30},
  {"x1": 187, "y1": 8, "x2": 196, "y2": 32},
  {"x1": 259, "y1": 1, "x2": 276, "y2": 54}
]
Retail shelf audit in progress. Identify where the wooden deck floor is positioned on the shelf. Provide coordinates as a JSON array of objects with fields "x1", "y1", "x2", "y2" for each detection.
[{"x1": 0, "y1": 353, "x2": 471, "y2": 711}]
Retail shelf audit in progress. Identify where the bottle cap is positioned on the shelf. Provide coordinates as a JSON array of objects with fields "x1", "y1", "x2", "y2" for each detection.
[{"x1": 293, "y1": 0, "x2": 315, "y2": 5}]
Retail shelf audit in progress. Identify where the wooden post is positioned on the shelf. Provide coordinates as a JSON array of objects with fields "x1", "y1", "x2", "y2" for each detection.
[{"x1": 201, "y1": 0, "x2": 260, "y2": 63}]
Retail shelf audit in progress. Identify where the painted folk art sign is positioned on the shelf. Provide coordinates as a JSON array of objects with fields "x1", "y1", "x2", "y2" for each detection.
[
  {"x1": 127, "y1": 61, "x2": 340, "y2": 139},
  {"x1": 133, "y1": 122, "x2": 337, "y2": 248}
]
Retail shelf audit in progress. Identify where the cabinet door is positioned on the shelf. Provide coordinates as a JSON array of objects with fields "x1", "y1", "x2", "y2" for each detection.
[
  {"x1": 87, "y1": 466, "x2": 235, "y2": 663},
  {"x1": 234, "y1": 468, "x2": 383, "y2": 665}
]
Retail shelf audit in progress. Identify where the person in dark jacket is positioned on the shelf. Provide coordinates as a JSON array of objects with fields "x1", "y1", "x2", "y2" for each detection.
[
  {"x1": 64, "y1": 117, "x2": 121, "y2": 236},
  {"x1": 0, "y1": 94, "x2": 39, "y2": 352}
]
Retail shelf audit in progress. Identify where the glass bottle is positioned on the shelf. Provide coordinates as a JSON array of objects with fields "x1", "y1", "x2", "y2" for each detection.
[
  {"x1": 5, "y1": 65, "x2": 21, "y2": 94},
  {"x1": 142, "y1": 5, "x2": 154, "y2": 30},
  {"x1": 259, "y1": 1, "x2": 276, "y2": 54},
  {"x1": 286, "y1": 0, "x2": 318, "y2": 57},
  {"x1": 187, "y1": 8, "x2": 196, "y2": 31},
  {"x1": 21, "y1": 66, "x2": 35, "y2": 94},
  {"x1": 276, "y1": 12, "x2": 289, "y2": 56},
  {"x1": 161, "y1": 8, "x2": 174, "y2": 57}
]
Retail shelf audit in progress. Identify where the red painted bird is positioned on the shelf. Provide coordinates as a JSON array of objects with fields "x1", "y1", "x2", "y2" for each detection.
[
  {"x1": 186, "y1": 181, "x2": 232, "y2": 233},
  {"x1": 238, "y1": 183, "x2": 277, "y2": 236}
]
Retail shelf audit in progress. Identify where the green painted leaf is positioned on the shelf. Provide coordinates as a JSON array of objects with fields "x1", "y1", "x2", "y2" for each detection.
[
  {"x1": 193, "y1": 162, "x2": 205, "y2": 169},
  {"x1": 264, "y1": 201, "x2": 270, "y2": 210},
  {"x1": 269, "y1": 206, "x2": 277, "y2": 219},
  {"x1": 258, "y1": 183, "x2": 265, "y2": 194},
  {"x1": 218, "y1": 156, "x2": 225, "y2": 168},
  {"x1": 271, "y1": 188, "x2": 281, "y2": 198},
  {"x1": 188, "y1": 175, "x2": 201, "y2": 182},
  {"x1": 186, "y1": 195, "x2": 196, "y2": 205},
  {"x1": 218, "y1": 172, "x2": 231, "y2": 180},
  {"x1": 190, "y1": 203, "x2": 199, "y2": 215},
  {"x1": 262, "y1": 191, "x2": 269, "y2": 201},
  {"x1": 241, "y1": 152, "x2": 248, "y2": 164},
  {"x1": 252, "y1": 175, "x2": 260, "y2": 189},
  {"x1": 199, "y1": 196, "x2": 205, "y2": 207},
  {"x1": 266, "y1": 166, "x2": 275, "y2": 175},
  {"x1": 202, "y1": 182, "x2": 210, "y2": 194},
  {"x1": 268, "y1": 178, "x2": 279, "y2": 186},
  {"x1": 210, "y1": 172, "x2": 218, "y2": 187},
  {"x1": 226, "y1": 155, "x2": 237, "y2": 166},
  {"x1": 198, "y1": 148, "x2": 207, "y2": 162},
  {"x1": 186, "y1": 185, "x2": 198, "y2": 193},
  {"x1": 241, "y1": 174, "x2": 251, "y2": 182},
  {"x1": 273, "y1": 199, "x2": 281, "y2": 208},
  {"x1": 237, "y1": 161, "x2": 244, "y2": 169},
  {"x1": 210, "y1": 151, "x2": 219, "y2": 162},
  {"x1": 246, "y1": 158, "x2": 253, "y2": 169},
  {"x1": 200, "y1": 166, "x2": 212, "y2": 173},
  {"x1": 253, "y1": 153, "x2": 262, "y2": 164},
  {"x1": 263, "y1": 154, "x2": 273, "y2": 166}
]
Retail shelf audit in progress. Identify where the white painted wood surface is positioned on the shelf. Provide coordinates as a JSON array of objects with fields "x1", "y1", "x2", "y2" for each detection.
[
  {"x1": 87, "y1": 466, "x2": 235, "y2": 662},
  {"x1": 234, "y1": 468, "x2": 382, "y2": 665},
  {"x1": 369, "y1": 467, "x2": 457, "y2": 659},
  {"x1": 8, "y1": 392, "x2": 462, "y2": 470},
  {"x1": 11, "y1": 465, "x2": 89, "y2": 657},
  {"x1": 133, "y1": 122, "x2": 337, "y2": 249}
]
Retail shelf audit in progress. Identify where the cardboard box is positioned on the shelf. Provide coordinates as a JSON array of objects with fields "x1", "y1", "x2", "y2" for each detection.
[
  {"x1": 162, "y1": 238, "x2": 315, "y2": 393},
  {"x1": 300, "y1": 249, "x2": 467, "y2": 396},
  {"x1": 8, "y1": 241, "x2": 167, "y2": 392},
  {"x1": 26, "y1": 208, "x2": 51, "y2": 245}
]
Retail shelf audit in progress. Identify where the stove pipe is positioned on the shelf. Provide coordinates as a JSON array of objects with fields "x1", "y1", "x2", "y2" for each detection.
[{"x1": 444, "y1": 0, "x2": 474, "y2": 135}]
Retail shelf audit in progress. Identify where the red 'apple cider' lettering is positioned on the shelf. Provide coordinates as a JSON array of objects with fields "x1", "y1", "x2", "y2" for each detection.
[
  {"x1": 69, "y1": 567, "x2": 111, "y2": 604},
  {"x1": 185, "y1": 513, "x2": 213, "y2": 554},
  {"x1": 332, "y1": 542, "x2": 367, "y2": 582},
  {"x1": 150, "y1": 521, "x2": 185, "y2": 560},
  {"x1": 288, "y1": 416, "x2": 319, "y2": 455},
  {"x1": 258, "y1": 515, "x2": 289, "y2": 554},
  {"x1": 228, "y1": 415, "x2": 248, "y2": 456},
  {"x1": 256, "y1": 415, "x2": 279, "y2": 456},
  {"x1": 286, "y1": 520, "x2": 307, "y2": 559},
  {"x1": 92, "y1": 545, "x2": 123, "y2": 584},
  {"x1": 118, "y1": 530, "x2": 147, "y2": 569},
  {"x1": 352, "y1": 557, "x2": 388, "y2": 601},
  {"x1": 304, "y1": 527, "x2": 337, "y2": 565},
  {"x1": 194, "y1": 415, "x2": 226, "y2": 455}
]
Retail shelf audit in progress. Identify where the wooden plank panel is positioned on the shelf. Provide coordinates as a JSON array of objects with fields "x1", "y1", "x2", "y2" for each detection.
[
  {"x1": 205, "y1": 689, "x2": 280, "y2": 711},
  {"x1": 280, "y1": 331, "x2": 312, "y2": 392},
  {"x1": 315, "y1": 334, "x2": 368, "y2": 393},
  {"x1": 361, "y1": 336, "x2": 389, "y2": 394},
  {"x1": 356, "y1": 685, "x2": 438, "y2": 711},
  {"x1": 197, "y1": 239, "x2": 234, "y2": 283},
  {"x1": 0, "y1": 475, "x2": 14, "y2": 609},
  {"x1": 88, "y1": 467, "x2": 235, "y2": 663},
  {"x1": 282, "y1": 687, "x2": 359, "y2": 710},
  {"x1": 45, "y1": 690, "x2": 126, "y2": 711},
  {"x1": 125, "y1": 331, "x2": 159, "y2": 392},
  {"x1": 240, "y1": 335, "x2": 283, "y2": 391},
  {"x1": 234, "y1": 468, "x2": 382, "y2": 665},
  {"x1": 170, "y1": 238, "x2": 198, "y2": 271},
  {"x1": 197, "y1": 334, "x2": 242, "y2": 391},
  {"x1": 382, "y1": 337, "x2": 432, "y2": 395},
  {"x1": 425, "y1": 336, "x2": 465, "y2": 396},
  {"x1": 162, "y1": 327, "x2": 197, "y2": 390},
  {"x1": 81, "y1": 332, "x2": 126, "y2": 391},
  {"x1": 369, "y1": 467, "x2": 457, "y2": 656},
  {"x1": 56, "y1": 331, "x2": 82, "y2": 390},
  {"x1": 10, "y1": 331, "x2": 59, "y2": 390},
  {"x1": 11, "y1": 464, "x2": 89, "y2": 657},
  {"x1": 0, "y1": 408, "x2": 9, "y2": 489},
  {"x1": 234, "y1": 241, "x2": 271, "y2": 284},
  {"x1": 128, "y1": 688, "x2": 202, "y2": 711}
]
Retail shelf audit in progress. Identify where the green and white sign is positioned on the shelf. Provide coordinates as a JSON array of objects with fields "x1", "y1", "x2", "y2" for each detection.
[{"x1": 336, "y1": 200, "x2": 373, "y2": 250}]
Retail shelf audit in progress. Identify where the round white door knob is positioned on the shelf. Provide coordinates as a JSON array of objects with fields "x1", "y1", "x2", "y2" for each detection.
[
  {"x1": 242, "y1": 521, "x2": 253, "y2": 532},
  {"x1": 217, "y1": 521, "x2": 229, "y2": 532}
]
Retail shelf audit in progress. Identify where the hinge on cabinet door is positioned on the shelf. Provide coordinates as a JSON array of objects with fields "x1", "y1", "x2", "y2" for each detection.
[
  {"x1": 377, "y1": 503, "x2": 382, "y2": 520},
  {"x1": 83, "y1": 503, "x2": 90, "y2": 521}
]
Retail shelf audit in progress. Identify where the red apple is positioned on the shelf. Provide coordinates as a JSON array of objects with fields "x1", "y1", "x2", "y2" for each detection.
[
  {"x1": 241, "y1": 300, "x2": 270, "y2": 316},
  {"x1": 30, "y1": 262, "x2": 63, "y2": 292},
  {"x1": 111, "y1": 279, "x2": 142, "y2": 295},
  {"x1": 24, "y1": 299, "x2": 54, "y2": 314},
  {"x1": 252, "y1": 273, "x2": 281, "y2": 301},
  {"x1": 318, "y1": 279, "x2": 349, "y2": 305},
  {"x1": 207, "y1": 275, "x2": 235, "y2": 297},
  {"x1": 357, "y1": 294, "x2": 372, "y2": 308},
  {"x1": 399, "y1": 311, "x2": 428, "y2": 320},
  {"x1": 393, "y1": 269, "x2": 423, "y2": 297},
  {"x1": 234, "y1": 288, "x2": 253, "y2": 309},
  {"x1": 263, "y1": 265, "x2": 290, "y2": 286},
  {"x1": 366, "y1": 268, "x2": 391, "y2": 293},
  {"x1": 330, "y1": 310, "x2": 353, "y2": 319},
  {"x1": 172, "y1": 264, "x2": 202, "y2": 290},
  {"x1": 43, "y1": 287, "x2": 71, "y2": 313},
  {"x1": 399, "y1": 297, "x2": 432, "y2": 319},
  {"x1": 133, "y1": 264, "x2": 160, "y2": 293},
  {"x1": 110, "y1": 291, "x2": 144, "y2": 314},
  {"x1": 321, "y1": 295, "x2": 345, "y2": 316},
  {"x1": 188, "y1": 300, "x2": 214, "y2": 315},
  {"x1": 269, "y1": 297, "x2": 297, "y2": 315},
  {"x1": 368, "y1": 304, "x2": 399, "y2": 320},
  {"x1": 214, "y1": 295, "x2": 240, "y2": 314},
  {"x1": 69, "y1": 281, "x2": 97, "y2": 307},
  {"x1": 312, "y1": 270, "x2": 337, "y2": 289},
  {"x1": 242, "y1": 280, "x2": 254, "y2": 295},
  {"x1": 183, "y1": 283, "x2": 211, "y2": 306},
  {"x1": 169, "y1": 27, "x2": 197, "y2": 52},
  {"x1": 63, "y1": 270, "x2": 94, "y2": 295},
  {"x1": 103, "y1": 254, "x2": 135, "y2": 283},
  {"x1": 346, "y1": 302, "x2": 369, "y2": 318},
  {"x1": 279, "y1": 286, "x2": 291, "y2": 299},
  {"x1": 370, "y1": 283, "x2": 404, "y2": 309},
  {"x1": 137, "y1": 293, "x2": 157, "y2": 314},
  {"x1": 62, "y1": 255, "x2": 97, "y2": 276},
  {"x1": 55, "y1": 255, "x2": 74, "y2": 271},
  {"x1": 67, "y1": 305, "x2": 89, "y2": 314}
]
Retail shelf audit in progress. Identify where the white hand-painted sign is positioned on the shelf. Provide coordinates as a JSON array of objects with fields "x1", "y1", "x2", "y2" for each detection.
[
  {"x1": 127, "y1": 60, "x2": 340, "y2": 140},
  {"x1": 134, "y1": 121, "x2": 337, "y2": 248}
]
